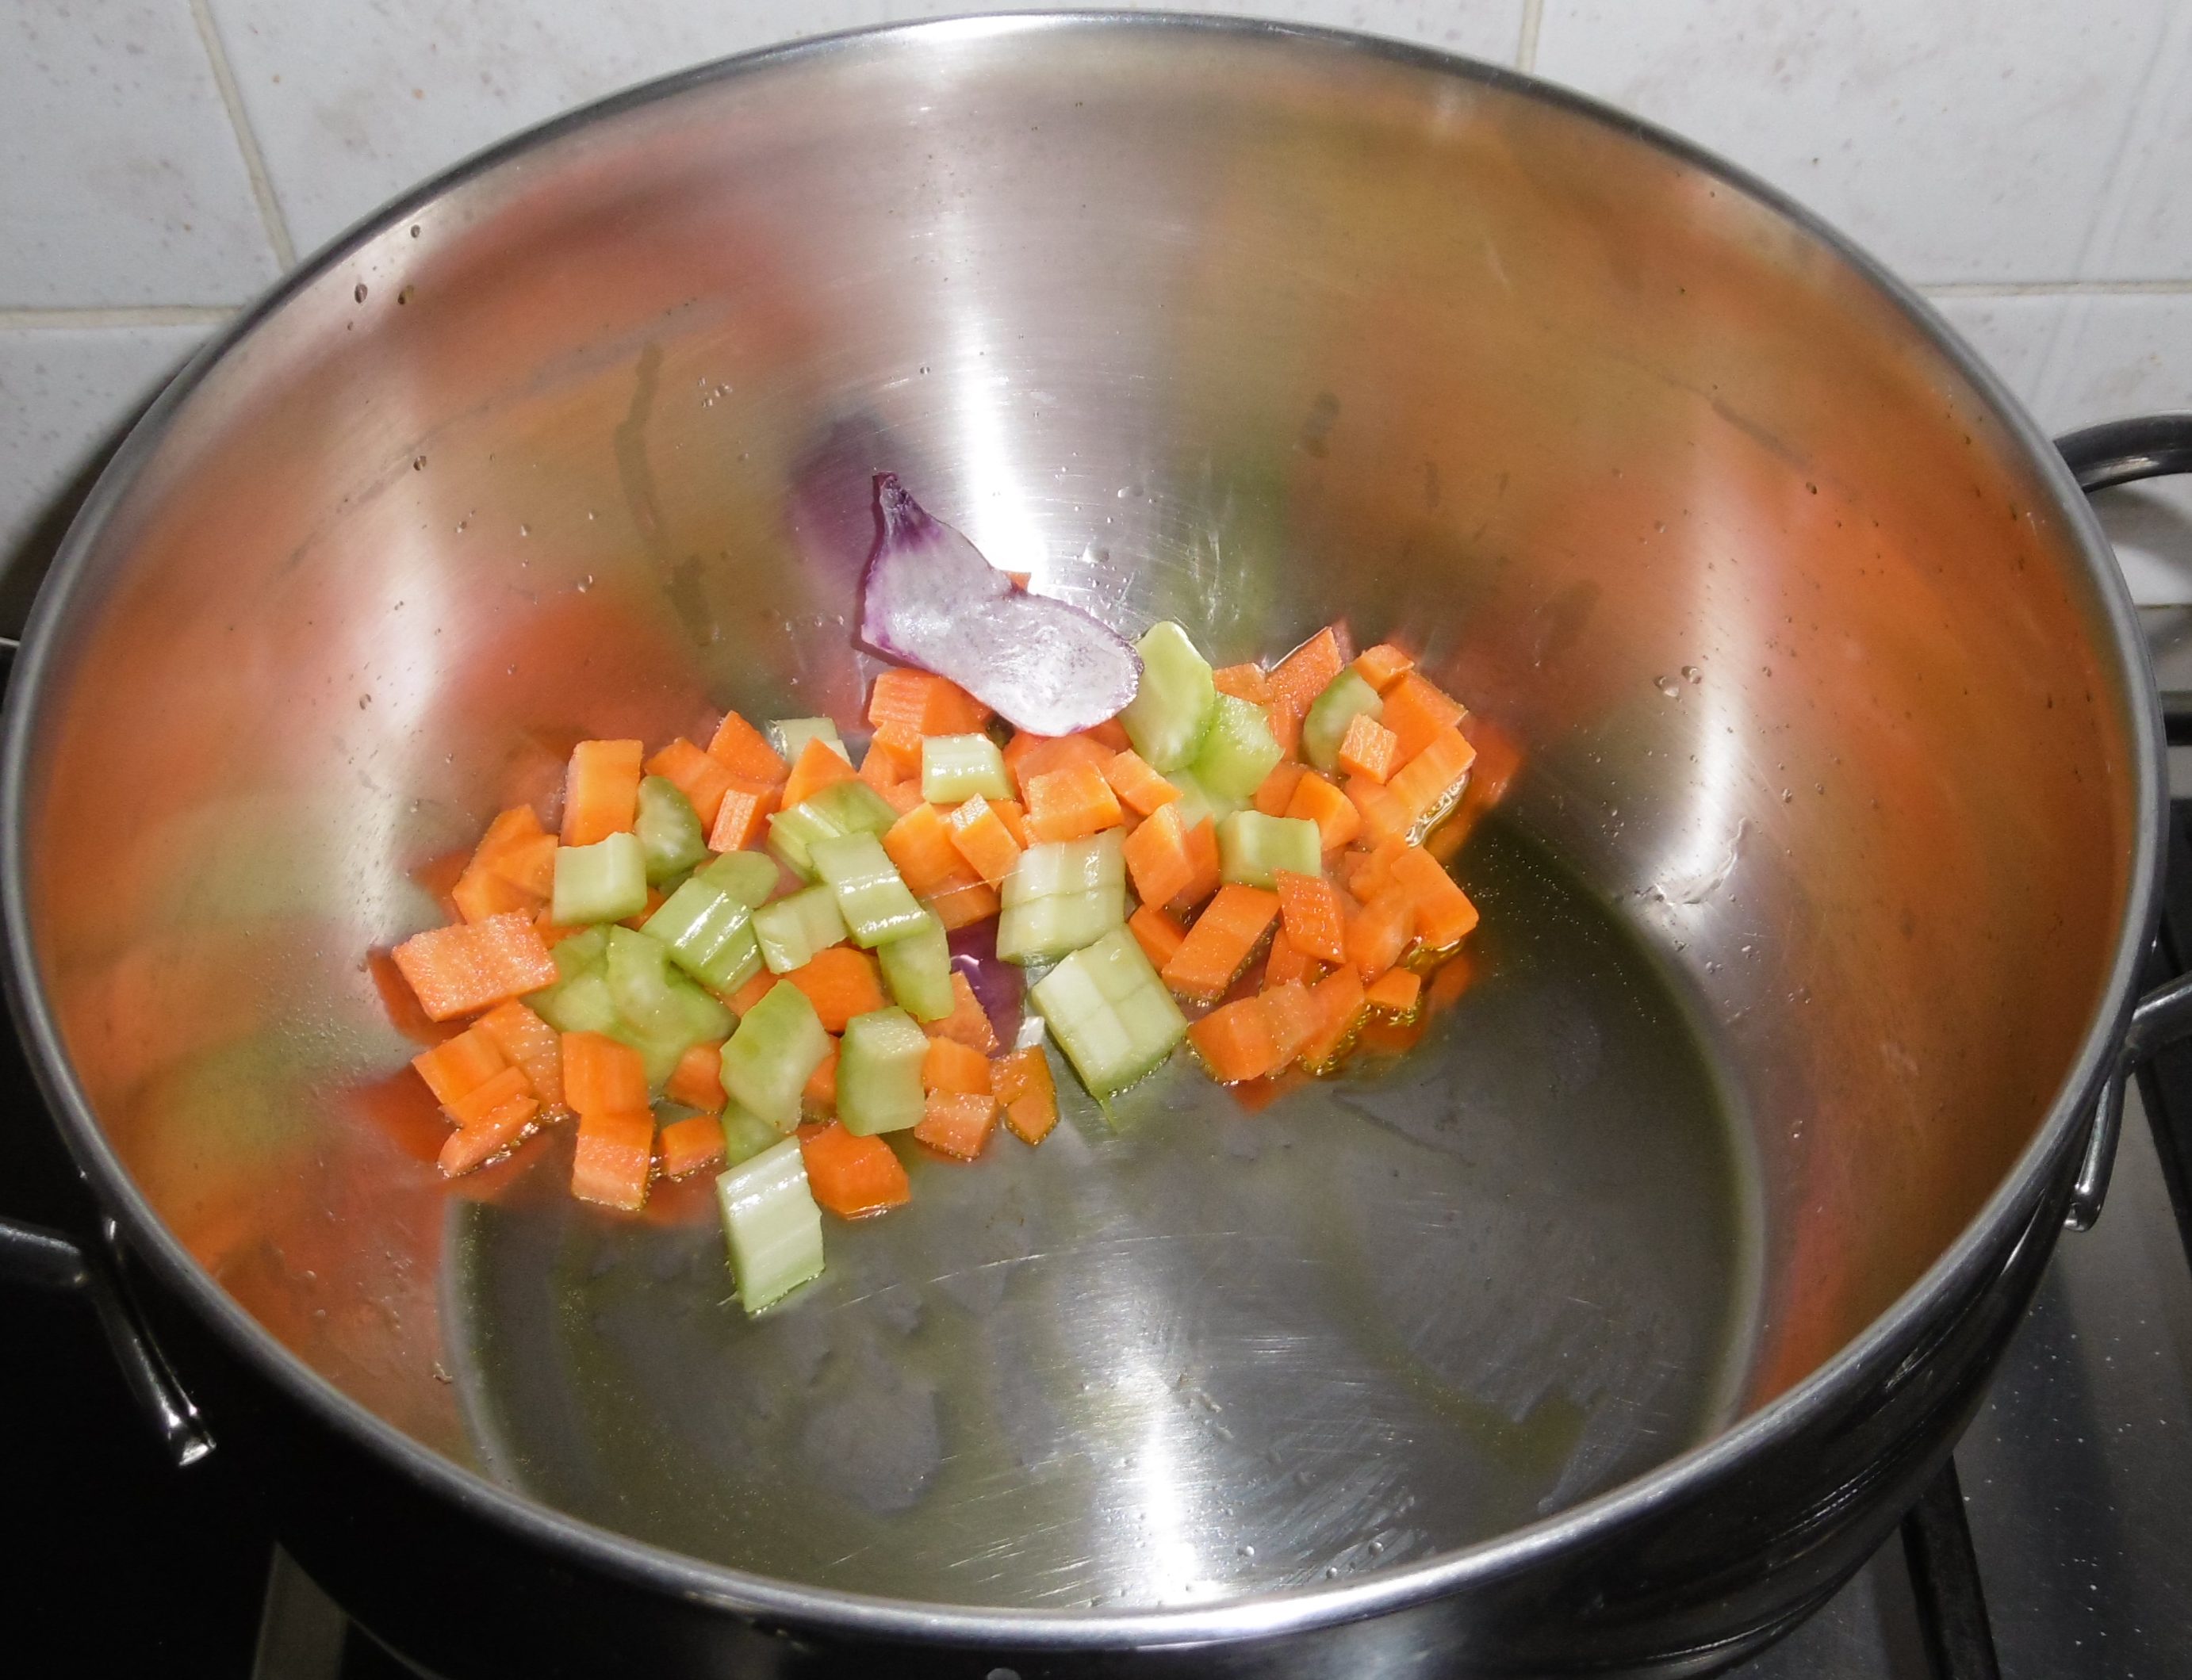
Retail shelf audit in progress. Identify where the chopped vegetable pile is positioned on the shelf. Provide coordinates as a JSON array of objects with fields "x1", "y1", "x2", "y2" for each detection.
[{"x1": 383, "y1": 478, "x2": 1504, "y2": 1314}]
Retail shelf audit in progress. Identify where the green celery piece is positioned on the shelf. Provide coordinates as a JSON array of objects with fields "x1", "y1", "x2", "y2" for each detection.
[
  {"x1": 642, "y1": 875, "x2": 763, "y2": 993},
  {"x1": 876, "y1": 912, "x2": 954, "y2": 1022},
  {"x1": 1002, "y1": 832, "x2": 1125, "y2": 906},
  {"x1": 548, "y1": 925, "x2": 609, "y2": 981},
  {"x1": 766, "y1": 778, "x2": 899, "y2": 879},
  {"x1": 810, "y1": 831, "x2": 927, "y2": 948},
  {"x1": 920, "y1": 733, "x2": 1013, "y2": 804},
  {"x1": 1217, "y1": 811, "x2": 1324, "y2": 889},
  {"x1": 1032, "y1": 927, "x2": 1186, "y2": 1098},
  {"x1": 606, "y1": 928, "x2": 732, "y2": 1047},
  {"x1": 768, "y1": 717, "x2": 849, "y2": 763},
  {"x1": 634, "y1": 775, "x2": 709, "y2": 884},
  {"x1": 837, "y1": 1007, "x2": 929, "y2": 1136},
  {"x1": 997, "y1": 889, "x2": 1125, "y2": 966},
  {"x1": 752, "y1": 884, "x2": 849, "y2": 974},
  {"x1": 1161, "y1": 764, "x2": 1239, "y2": 828},
  {"x1": 719, "y1": 1101, "x2": 782, "y2": 1169},
  {"x1": 1193, "y1": 693, "x2": 1284, "y2": 802},
  {"x1": 697, "y1": 848, "x2": 782, "y2": 909},
  {"x1": 716, "y1": 1138, "x2": 825, "y2": 1313},
  {"x1": 1301, "y1": 670, "x2": 1385, "y2": 773},
  {"x1": 527, "y1": 968, "x2": 619, "y2": 1036},
  {"x1": 719, "y1": 981, "x2": 831, "y2": 1131},
  {"x1": 1120, "y1": 621, "x2": 1217, "y2": 772},
  {"x1": 551, "y1": 831, "x2": 648, "y2": 925}
]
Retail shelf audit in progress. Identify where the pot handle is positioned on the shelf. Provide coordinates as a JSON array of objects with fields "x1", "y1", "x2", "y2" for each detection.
[
  {"x1": 2057, "y1": 413, "x2": 2192, "y2": 1230},
  {"x1": 0, "y1": 1215, "x2": 213, "y2": 1465}
]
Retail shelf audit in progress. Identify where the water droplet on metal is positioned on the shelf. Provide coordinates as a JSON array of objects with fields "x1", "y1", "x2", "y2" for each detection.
[
  {"x1": 354, "y1": 281, "x2": 367, "y2": 303},
  {"x1": 1682, "y1": 664, "x2": 1703, "y2": 683},
  {"x1": 1655, "y1": 675, "x2": 1680, "y2": 698}
]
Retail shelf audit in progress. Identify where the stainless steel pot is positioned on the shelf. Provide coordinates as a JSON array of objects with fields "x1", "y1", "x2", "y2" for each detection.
[{"x1": 5, "y1": 15, "x2": 2190, "y2": 1676}]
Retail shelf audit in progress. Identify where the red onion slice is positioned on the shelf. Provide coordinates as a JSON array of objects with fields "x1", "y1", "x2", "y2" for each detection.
[{"x1": 856, "y1": 474, "x2": 1142, "y2": 736}]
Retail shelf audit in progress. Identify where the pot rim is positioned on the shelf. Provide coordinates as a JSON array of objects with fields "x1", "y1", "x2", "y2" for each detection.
[{"x1": 0, "y1": 9, "x2": 2163, "y2": 1652}]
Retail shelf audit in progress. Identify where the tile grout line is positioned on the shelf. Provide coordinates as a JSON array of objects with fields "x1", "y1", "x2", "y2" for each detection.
[
  {"x1": 187, "y1": 0, "x2": 297, "y2": 270},
  {"x1": 1515, "y1": 0, "x2": 1545, "y2": 73},
  {"x1": 0, "y1": 307, "x2": 238, "y2": 331}
]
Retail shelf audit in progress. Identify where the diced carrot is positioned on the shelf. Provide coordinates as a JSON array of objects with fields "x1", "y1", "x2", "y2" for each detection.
[
  {"x1": 1025, "y1": 759, "x2": 1125, "y2": 843},
  {"x1": 1357, "y1": 1015, "x2": 1428, "y2": 1057},
  {"x1": 991, "y1": 798, "x2": 1033, "y2": 850},
  {"x1": 1388, "y1": 727, "x2": 1479, "y2": 829},
  {"x1": 1269, "y1": 701, "x2": 1302, "y2": 761},
  {"x1": 1387, "y1": 845, "x2": 1482, "y2": 950},
  {"x1": 534, "y1": 908, "x2": 588, "y2": 948},
  {"x1": 665, "y1": 1040, "x2": 727, "y2": 1112},
  {"x1": 1427, "y1": 951, "x2": 1477, "y2": 1012},
  {"x1": 1213, "y1": 662, "x2": 1274, "y2": 706},
  {"x1": 1351, "y1": 643, "x2": 1415, "y2": 693},
  {"x1": 922, "y1": 1035, "x2": 993, "y2": 1095},
  {"x1": 1261, "y1": 980, "x2": 1321, "y2": 1065},
  {"x1": 1102, "y1": 750, "x2": 1181, "y2": 819},
  {"x1": 474, "y1": 804, "x2": 546, "y2": 859},
  {"x1": 1366, "y1": 968, "x2": 1424, "y2": 1017},
  {"x1": 1273, "y1": 871, "x2": 1349, "y2": 967},
  {"x1": 1348, "y1": 776, "x2": 1412, "y2": 848},
  {"x1": 883, "y1": 804, "x2": 968, "y2": 897},
  {"x1": 646, "y1": 739, "x2": 738, "y2": 830},
  {"x1": 443, "y1": 1064, "x2": 532, "y2": 1127},
  {"x1": 1083, "y1": 718, "x2": 1132, "y2": 752},
  {"x1": 439, "y1": 1094, "x2": 539, "y2": 1177},
  {"x1": 1269, "y1": 626, "x2": 1349, "y2": 721},
  {"x1": 658, "y1": 1113, "x2": 728, "y2": 1178},
  {"x1": 1121, "y1": 802, "x2": 1195, "y2": 909},
  {"x1": 560, "y1": 740, "x2": 644, "y2": 847},
  {"x1": 799, "y1": 1122, "x2": 911, "y2": 1219},
  {"x1": 1347, "y1": 890, "x2": 1416, "y2": 982},
  {"x1": 1004, "y1": 731, "x2": 1113, "y2": 796},
  {"x1": 1163, "y1": 883, "x2": 1279, "y2": 1003},
  {"x1": 393, "y1": 913, "x2": 560, "y2": 1022},
  {"x1": 1175, "y1": 816, "x2": 1222, "y2": 911},
  {"x1": 928, "y1": 973, "x2": 999, "y2": 1054},
  {"x1": 572, "y1": 1109, "x2": 653, "y2": 1211},
  {"x1": 707, "y1": 710, "x2": 788, "y2": 783},
  {"x1": 1337, "y1": 713, "x2": 1401, "y2": 783},
  {"x1": 928, "y1": 876, "x2": 1002, "y2": 930},
  {"x1": 1285, "y1": 771, "x2": 1361, "y2": 851},
  {"x1": 946, "y1": 794, "x2": 1025, "y2": 886},
  {"x1": 1297, "y1": 967, "x2": 1367, "y2": 1070},
  {"x1": 1252, "y1": 760, "x2": 1309, "y2": 817},
  {"x1": 1129, "y1": 902, "x2": 1189, "y2": 970},
  {"x1": 1264, "y1": 929, "x2": 1322, "y2": 989},
  {"x1": 1189, "y1": 996, "x2": 1282, "y2": 1083},
  {"x1": 914, "y1": 1090, "x2": 1000, "y2": 1160},
  {"x1": 872, "y1": 718, "x2": 925, "y2": 769},
  {"x1": 561, "y1": 1031, "x2": 649, "y2": 1117},
  {"x1": 485, "y1": 831, "x2": 558, "y2": 899},
  {"x1": 879, "y1": 778, "x2": 926, "y2": 816},
  {"x1": 1381, "y1": 672, "x2": 1466, "y2": 762},
  {"x1": 803, "y1": 1043, "x2": 839, "y2": 1116},
  {"x1": 475, "y1": 1000, "x2": 565, "y2": 1111},
  {"x1": 707, "y1": 776, "x2": 780, "y2": 852},
  {"x1": 727, "y1": 971, "x2": 777, "y2": 1016},
  {"x1": 780, "y1": 736, "x2": 859, "y2": 810},
  {"x1": 868, "y1": 668, "x2": 990, "y2": 737},
  {"x1": 992, "y1": 1046, "x2": 1060, "y2": 1145},
  {"x1": 857, "y1": 737, "x2": 910, "y2": 794},
  {"x1": 411, "y1": 1025, "x2": 508, "y2": 1108},
  {"x1": 454, "y1": 806, "x2": 556, "y2": 921},
  {"x1": 1344, "y1": 836, "x2": 1410, "y2": 901},
  {"x1": 620, "y1": 886, "x2": 669, "y2": 930},
  {"x1": 781, "y1": 947, "x2": 887, "y2": 1033},
  {"x1": 452, "y1": 859, "x2": 539, "y2": 924}
]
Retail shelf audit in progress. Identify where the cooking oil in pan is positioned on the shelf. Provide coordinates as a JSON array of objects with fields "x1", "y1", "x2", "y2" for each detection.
[{"x1": 445, "y1": 817, "x2": 1759, "y2": 1608}]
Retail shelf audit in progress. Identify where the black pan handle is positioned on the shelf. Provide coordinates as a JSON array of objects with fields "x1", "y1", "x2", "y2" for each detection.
[{"x1": 2056, "y1": 414, "x2": 2192, "y2": 1230}]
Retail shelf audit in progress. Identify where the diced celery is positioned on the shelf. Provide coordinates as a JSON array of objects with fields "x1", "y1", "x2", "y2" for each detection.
[
  {"x1": 551, "y1": 831, "x2": 648, "y2": 925},
  {"x1": 606, "y1": 928, "x2": 732, "y2": 1047},
  {"x1": 876, "y1": 912, "x2": 954, "y2": 1022},
  {"x1": 920, "y1": 733, "x2": 1012, "y2": 803},
  {"x1": 998, "y1": 832, "x2": 1127, "y2": 965},
  {"x1": 696, "y1": 848, "x2": 781, "y2": 909},
  {"x1": 1217, "y1": 812, "x2": 1324, "y2": 888},
  {"x1": 769, "y1": 718, "x2": 850, "y2": 763},
  {"x1": 1192, "y1": 693, "x2": 1284, "y2": 802},
  {"x1": 1002, "y1": 832, "x2": 1126, "y2": 905},
  {"x1": 767, "y1": 777, "x2": 899, "y2": 879},
  {"x1": 1032, "y1": 928, "x2": 1187, "y2": 1097},
  {"x1": 810, "y1": 832, "x2": 928, "y2": 948},
  {"x1": 837, "y1": 1007, "x2": 929, "y2": 1136},
  {"x1": 752, "y1": 884, "x2": 849, "y2": 974},
  {"x1": 1163, "y1": 764, "x2": 1239, "y2": 829},
  {"x1": 548, "y1": 925, "x2": 609, "y2": 982},
  {"x1": 716, "y1": 1138, "x2": 825, "y2": 1313},
  {"x1": 643, "y1": 875, "x2": 763, "y2": 993},
  {"x1": 719, "y1": 981, "x2": 831, "y2": 1131},
  {"x1": 528, "y1": 967, "x2": 620, "y2": 1037},
  {"x1": 719, "y1": 1102, "x2": 781, "y2": 1169},
  {"x1": 1121, "y1": 621, "x2": 1217, "y2": 772},
  {"x1": 635, "y1": 775, "x2": 710, "y2": 884},
  {"x1": 1301, "y1": 670, "x2": 1385, "y2": 773}
]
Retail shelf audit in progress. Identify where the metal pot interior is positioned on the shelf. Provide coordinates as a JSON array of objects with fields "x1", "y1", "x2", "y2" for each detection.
[{"x1": 6, "y1": 17, "x2": 2144, "y2": 1610}]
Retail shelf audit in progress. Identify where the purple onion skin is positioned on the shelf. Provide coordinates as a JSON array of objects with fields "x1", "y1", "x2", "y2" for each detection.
[
  {"x1": 857, "y1": 473, "x2": 1142, "y2": 736},
  {"x1": 947, "y1": 920, "x2": 1024, "y2": 1048}
]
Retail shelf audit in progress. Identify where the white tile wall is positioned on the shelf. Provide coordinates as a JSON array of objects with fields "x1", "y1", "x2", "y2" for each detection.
[{"x1": 4, "y1": 0, "x2": 2190, "y2": 609}]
